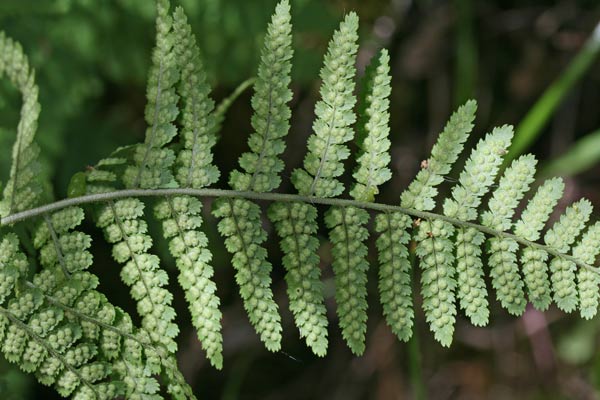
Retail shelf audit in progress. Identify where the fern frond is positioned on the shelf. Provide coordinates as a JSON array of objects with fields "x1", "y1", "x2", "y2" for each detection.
[
  {"x1": 96, "y1": 199, "x2": 178, "y2": 352},
  {"x1": 375, "y1": 212, "x2": 413, "y2": 342},
  {"x1": 324, "y1": 206, "x2": 370, "y2": 355},
  {"x1": 229, "y1": 0, "x2": 293, "y2": 193},
  {"x1": 149, "y1": 6, "x2": 225, "y2": 371},
  {"x1": 0, "y1": 229, "x2": 162, "y2": 399},
  {"x1": 514, "y1": 177, "x2": 564, "y2": 310},
  {"x1": 575, "y1": 222, "x2": 600, "y2": 319},
  {"x1": 0, "y1": 32, "x2": 43, "y2": 217},
  {"x1": 481, "y1": 155, "x2": 537, "y2": 315},
  {"x1": 415, "y1": 219, "x2": 456, "y2": 346},
  {"x1": 213, "y1": 198, "x2": 282, "y2": 351},
  {"x1": 406, "y1": 100, "x2": 477, "y2": 345},
  {"x1": 350, "y1": 49, "x2": 392, "y2": 202},
  {"x1": 172, "y1": 6, "x2": 219, "y2": 189},
  {"x1": 400, "y1": 100, "x2": 476, "y2": 211},
  {"x1": 291, "y1": 12, "x2": 359, "y2": 198},
  {"x1": 123, "y1": 0, "x2": 179, "y2": 189},
  {"x1": 544, "y1": 199, "x2": 592, "y2": 312},
  {"x1": 212, "y1": 0, "x2": 297, "y2": 355},
  {"x1": 443, "y1": 126, "x2": 513, "y2": 325},
  {"x1": 6, "y1": 1, "x2": 600, "y2": 395},
  {"x1": 31, "y1": 208, "x2": 165, "y2": 397},
  {"x1": 268, "y1": 202, "x2": 328, "y2": 356},
  {"x1": 154, "y1": 196, "x2": 223, "y2": 369}
]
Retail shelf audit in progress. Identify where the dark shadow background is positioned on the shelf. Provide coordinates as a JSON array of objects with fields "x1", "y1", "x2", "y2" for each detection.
[{"x1": 1, "y1": 0, "x2": 600, "y2": 399}]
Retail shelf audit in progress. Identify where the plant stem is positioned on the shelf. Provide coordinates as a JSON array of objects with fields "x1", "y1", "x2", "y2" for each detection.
[{"x1": 1, "y1": 187, "x2": 598, "y2": 274}]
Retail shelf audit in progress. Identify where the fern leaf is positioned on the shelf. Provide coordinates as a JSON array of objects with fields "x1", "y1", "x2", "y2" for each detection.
[
  {"x1": 213, "y1": 198, "x2": 282, "y2": 351},
  {"x1": 229, "y1": 0, "x2": 293, "y2": 193},
  {"x1": 350, "y1": 49, "x2": 392, "y2": 202},
  {"x1": 0, "y1": 230, "x2": 161, "y2": 399},
  {"x1": 292, "y1": 12, "x2": 359, "y2": 197},
  {"x1": 172, "y1": 6, "x2": 219, "y2": 189},
  {"x1": 211, "y1": 0, "x2": 296, "y2": 355},
  {"x1": 147, "y1": 6, "x2": 226, "y2": 371},
  {"x1": 514, "y1": 177, "x2": 564, "y2": 310},
  {"x1": 96, "y1": 198, "x2": 179, "y2": 352},
  {"x1": 481, "y1": 155, "x2": 537, "y2": 315},
  {"x1": 0, "y1": 32, "x2": 43, "y2": 217},
  {"x1": 268, "y1": 202, "x2": 328, "y2": 356},
  {"x1": 31, "y1": 209, "x2": 164, "y2": 397},
  {"x1": 574, "y1": 222, "x2": 600, "y2": 319},
  {"x1": 154, "y1": 196, "x2": 223, "y2": 369},
  {"x1": 415, "y1": 219, "x2": 456, "y2": 347},
  {"x1": 325, "y1": 206, "x2": 370, "y2": 355},
  {"x1": 400, "y1": 100, "x2": 477, "y2": 211},
  {"x1": 544, "y1": 199, "x2": 593, "y2": 312},
  {"x1": 443, "y1": 126, "x2": 513, "y2": 325},
  {"x1": 375, "y1": 212, "x2": 414, "y2": 342},
  {"x1": 123, "y1": 0, "x2": 179, "y2": 189},
  {"x1": 406, "y1": 101, "x2": 477, "y2": 344}
]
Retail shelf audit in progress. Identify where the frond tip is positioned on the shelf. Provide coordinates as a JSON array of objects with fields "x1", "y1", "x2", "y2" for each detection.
[
  {"x1": 351, "y1": 49, "x2": 392, "y2": 202},
  {"x1": 229, "y1": 0, "x2": 293, "y2": 193},
  {"x1": 292, "y1": 12, "x2": 360, "y2": 198}
]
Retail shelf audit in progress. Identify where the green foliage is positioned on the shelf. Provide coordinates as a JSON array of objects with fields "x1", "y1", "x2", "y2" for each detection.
[
  {"x1": 350, "y1": 49, "x2": 392, "y2": 202},
  {"x1": 400, "y1": 100, "x2": 477, "y2": 211},
  {"x1": 515, "y1": 177, "x2": 564, "y2": 310},
  {"x1": 481, "y1": 155, "x2": 537, "y2": 315},
  {"x1": 213, "y1": 198, "x2": 282, "y2": 351},
  {"x1": 292, "y1": 12, "x2": 359, "y2": 198},
  {"x1": 172, "y1": 6, "x2": 219, "y2": 190},
  {"x1": 229, "y1": 0, "x2": 293, "y2": 193},
  {"x1": 0, "y1": 32, "x2": 42, "y2": 217},
  {"x1": 325, "y1": 206, "x2": 370, "y2": 355},
  {"x1": 375, "y1": 212, "x2": 413, "y2": 342},
  {"x1": 443, "y1": 127, "x2": 513, "y2": 326},
  {"x1": 155, "y1": 197, "x2": 223, "y2": 369},
  {"x1": 123, "y1": 0, "x2": 179, "y2": 190},
  {"x1": 545, "y1": 199, "x2": 592, "y2": 312},
  {"x1": 268, "y1": 202, "x2": 328, "y2": 356},
  {"x1": 2, "y1": 1, "x2": 600, "y2": 399}
]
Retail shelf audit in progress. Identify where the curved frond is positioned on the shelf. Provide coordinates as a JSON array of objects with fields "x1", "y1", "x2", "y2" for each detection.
[{"x1": 4, "y1": 2, "x2": 600, "y2": 397}]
